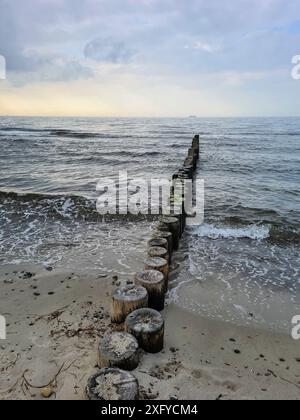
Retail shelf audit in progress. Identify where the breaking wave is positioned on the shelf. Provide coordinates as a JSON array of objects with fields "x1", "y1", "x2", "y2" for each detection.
[{"x1": 192, "y1": 223, "x2": 270, "y2": 240}]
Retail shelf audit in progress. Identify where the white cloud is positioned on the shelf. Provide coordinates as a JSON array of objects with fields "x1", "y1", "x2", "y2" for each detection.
[{"x1": 184, "y1": 40, "x2": 220, "y2": 53}]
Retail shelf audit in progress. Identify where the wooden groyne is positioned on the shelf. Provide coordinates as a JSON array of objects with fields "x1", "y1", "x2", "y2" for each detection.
[{"x1": 86, "y1": 135, "x2": 200, "y2": 401}]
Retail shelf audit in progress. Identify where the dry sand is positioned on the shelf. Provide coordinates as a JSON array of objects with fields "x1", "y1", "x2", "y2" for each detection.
[{"x1": 0, "y1": 264, "x2": 299, "y2": 400}]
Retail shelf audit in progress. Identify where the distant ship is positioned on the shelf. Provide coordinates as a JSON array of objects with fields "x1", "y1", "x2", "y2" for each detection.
[{"x1": 188, "y1": 115, "x2": 198, "y2": 118}]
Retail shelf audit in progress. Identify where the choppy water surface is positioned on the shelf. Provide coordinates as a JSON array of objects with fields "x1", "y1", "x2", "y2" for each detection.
[{"x1": 0, "y1": 117, "x2": 299, "y2": 332}]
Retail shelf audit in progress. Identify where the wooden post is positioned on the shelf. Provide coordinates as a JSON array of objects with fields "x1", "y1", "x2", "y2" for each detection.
[
  {"x1": 170, "y1": 181, "x2": 185, "y2": 237},
  {"x1": 86, "y1": 368, "x2": 139, "y2": 400},
  {"x1": 171, "y1": 178, "x2": 184, "y2": 234},
  {"x1": 160, "y1": 217, "x2": 180, "y2": 250},
  {"x1": 169, "y1": 196, "x2": 183, "y2": 237},
  {"x1": 98, "y1": 332, "x2": 140, "y2": 371},
  {"x1": 184, "y1": 157, "x2": 194, "y2": 170},
  {"x1": 172, "y1": 171, "x2": 180, "y2": 180},
  {"x1": 192, "y1": 142, "x2": 199, "y2": 160},
  {"x1": 148, "y1": 246, "x2": 169, "y2": 262},
  {"x1": 125, "y1": 308, "x2": 164, "y2": 354},
  {"x1": 193, "y1": 135, "x2": 200, "y2": 159},
  {"x1": 188, "y1": 148, "x2": 197, "y2": 170},
  {"x1": 179, "y1": 166, "x2": 193, "y2": 179},
  {"x1": 148, "y1": 237, "x2": 168, "y2": 251},
  {"x1": 144, "y1": 256, "x2": 169, "y2": 292},
  {"x1": 111, "y1": 285, "x2": 148, "y2": 324},
  {"x1": 135, "y1": 270, "x2": 165, "y2": 311},
  {"x1": 152, "y1": 231, "x2": 173, "y2": 263}
]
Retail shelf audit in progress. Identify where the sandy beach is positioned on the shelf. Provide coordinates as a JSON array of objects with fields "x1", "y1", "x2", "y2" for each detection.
[{"x1": 0, "y1": 263, "x2": 299, "y2": 401}]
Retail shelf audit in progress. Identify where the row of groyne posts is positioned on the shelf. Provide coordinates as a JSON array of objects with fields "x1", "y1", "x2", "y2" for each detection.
[{"x1": 86, "y1": 135, "x2": 200, "y2": 401}]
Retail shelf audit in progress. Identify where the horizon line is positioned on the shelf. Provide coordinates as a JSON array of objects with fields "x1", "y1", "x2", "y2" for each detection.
[{"x1": 0, "y1": 114, "x2": 299, "y2": 119}]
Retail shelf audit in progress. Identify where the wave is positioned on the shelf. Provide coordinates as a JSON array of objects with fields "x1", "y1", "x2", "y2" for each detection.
[
  {"x1": 192, "y1": 223, "x2": 270, "y2": 240},
  {"x1": 192, "y1": 222, "x2": 300, "y2": 244},
  {"x1": 0, "y1": 127, "x2": 166, "y2": 141},
  {"x1": 0, "y1": 127, "x2": 51, "y2": 133},
  {"x1": 1, "y1": 191, "x2": 299, "y2": 242},
  {"x1": 102, "y1": 150, "x2": 161, "y2": 158},
  {"x1": 0, "y1": 127, "x2": 134, "y2": 139},
  {"x1": 0, "y1": 190, "x2": 157, "y2": 223}
]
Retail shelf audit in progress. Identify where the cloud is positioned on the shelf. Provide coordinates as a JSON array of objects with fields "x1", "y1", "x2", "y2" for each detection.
[
  {"x1": 184, "y1": 40, "x2": 220, "y2": 53},
  {"x1": 84, "y1": 37, "x2": 135, "y2": 63},
  {"x1": 0, "y1": 0, "x2": 300, "y2": 115}
]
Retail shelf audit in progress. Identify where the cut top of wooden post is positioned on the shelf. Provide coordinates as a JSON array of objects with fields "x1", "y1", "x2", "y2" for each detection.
[
  {"x1": 161, "y1": 216, "x2": 180, "y2": 226},
  {"x1": 125, "y1": 308, "x2": 164, "y2": 336},
  {"x1": 135, "y1": 270, "x2": 164, "y2": 287},
  {"x1": 153, "y1": 230, "x2": 172, "y2": 240},
  {"x1": 112, "y1": 285, "x2": 148, "y2": 303},
  {"x1": 86, "y1": 368, "x2": 139, "y2": 401},
  {"x1": 144, "y1": 256, "x2": 168, "y2": 271},
  {"x1": 99, "y1": 332, "x2": 139, "y2": 366},
  {"x1": 148, "y1": 246, "x2": 168, "y2": 261},
  {"x1": 148, "y1": 238, "x2": 168, "y2": 250}
]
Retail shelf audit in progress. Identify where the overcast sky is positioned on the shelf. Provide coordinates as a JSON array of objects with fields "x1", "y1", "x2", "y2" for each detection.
[{"x1": 0, "y1": 0, "x2": 300, "y2": 117}]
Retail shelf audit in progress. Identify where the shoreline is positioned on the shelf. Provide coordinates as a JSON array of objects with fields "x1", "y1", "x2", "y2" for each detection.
[{"x1": 0, "y1": 264, "x2": 299, "y2": 400}]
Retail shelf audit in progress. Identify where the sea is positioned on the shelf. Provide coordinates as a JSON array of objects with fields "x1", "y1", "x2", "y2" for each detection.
[{"x1": 0, "y1": 116, "x2": 299, "y2": 333}]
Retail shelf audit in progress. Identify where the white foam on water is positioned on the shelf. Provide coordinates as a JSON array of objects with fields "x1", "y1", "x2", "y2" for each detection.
[{"x1": 192, "y1": 223, "x2": 270, "y2": 240}]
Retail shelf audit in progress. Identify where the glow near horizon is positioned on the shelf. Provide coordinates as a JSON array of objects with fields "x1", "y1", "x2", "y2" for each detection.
[{"x1": 0, "y1": 0, "x2": 300, "y2": 117}]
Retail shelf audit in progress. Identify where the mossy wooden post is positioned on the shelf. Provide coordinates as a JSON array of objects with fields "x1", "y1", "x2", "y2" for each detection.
[
  {"x1": 98, "y1": 332, "x2": 140, "y2": 371},
  {"x1": 152, "y1": 231, "x2": 173, "y2": 263},
  {"x1": 160, "y1": 216, "x2": 180, "y2": 250},
  {"x1": 125, "y1": 308, "x2": 164, "y2": 354},
  {"x1": 135, "y1": 270, "x2": 165, "y2": 311},
  {"x1": 144, "y1": 256, "x2": 169, "y2": 292},
  {"x1": 148, "y1": 246, "x2": 169, "y2": 263},
  {"x1": 86, "y1": 368, "x2": 139, "y2": 400},
  {"x1": 111, "y1": 285, "x2": 148, "y2": 324}
]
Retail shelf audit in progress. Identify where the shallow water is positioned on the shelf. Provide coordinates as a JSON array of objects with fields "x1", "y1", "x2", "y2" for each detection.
[{"x1": 0, "y1": 116, "x2": 299, "y2": 332}]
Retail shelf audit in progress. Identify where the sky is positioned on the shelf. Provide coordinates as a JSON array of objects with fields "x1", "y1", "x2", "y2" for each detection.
[{"x1": 0, "y1": 0, "x2": 300, "y2": 117}]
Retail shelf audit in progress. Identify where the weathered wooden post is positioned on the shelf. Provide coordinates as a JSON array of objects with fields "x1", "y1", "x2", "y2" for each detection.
[
  {"x1": 152, "y1": 231, "x2": 173, "y2": 263},
  {"x1": 135, "y1": 270, "x2": 165, "y2": 311},
  {"x1": 86, "y1": 368, "x2": 139, "y2": 400},
  {"x1": 144, "y1": 257, "x2": 169, "y2": 292},
  {"x1": 125, "y1": 308, "x2": 164, "y2": 353},
  {"x1": 98, "y1": 332, "x2": 140, "y2": 371},
  {"x1": 148, "y1": 237, "x2": 168, "y2": 252},
  {"x1": 171, "y1": 177, "x2": 186, "y2": 236},
  {"x1": 179, "y1": 165, "x2": 193, "y2": 179},
  {"x1": 111, "y1": 285, "x2": 148, "y2": 324},
  {"x1": 148, "y1": 246, "x2": 169, "y2": 262},
  {"x1": 169, "y1": 195, "x2": 183, "y2": 237},
  {"x1": 160, "y1": 216, "x2": 180, "y2": 250},
  {"x1": 193, "y1": 135, "x2": 200, "y2": 150},
  {"x1": 188, "y1": 148, "x2": 197, "y2": 170},
  {"x1": 192, "y1": 136, "x2": 200, "y2": 160},
  {"x1": 184, "y1": 157, "x2": 195, "y2": 171}
]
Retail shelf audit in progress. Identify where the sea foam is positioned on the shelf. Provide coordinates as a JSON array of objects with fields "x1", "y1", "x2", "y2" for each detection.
[{"x1": 192, "y1": 223, "x2": 270, "y2": 240}]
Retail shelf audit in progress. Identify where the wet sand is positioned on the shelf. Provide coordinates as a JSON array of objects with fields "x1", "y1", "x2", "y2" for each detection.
[{"x1": 0, "y1": 264, "x2": 299, "y2": 400}]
